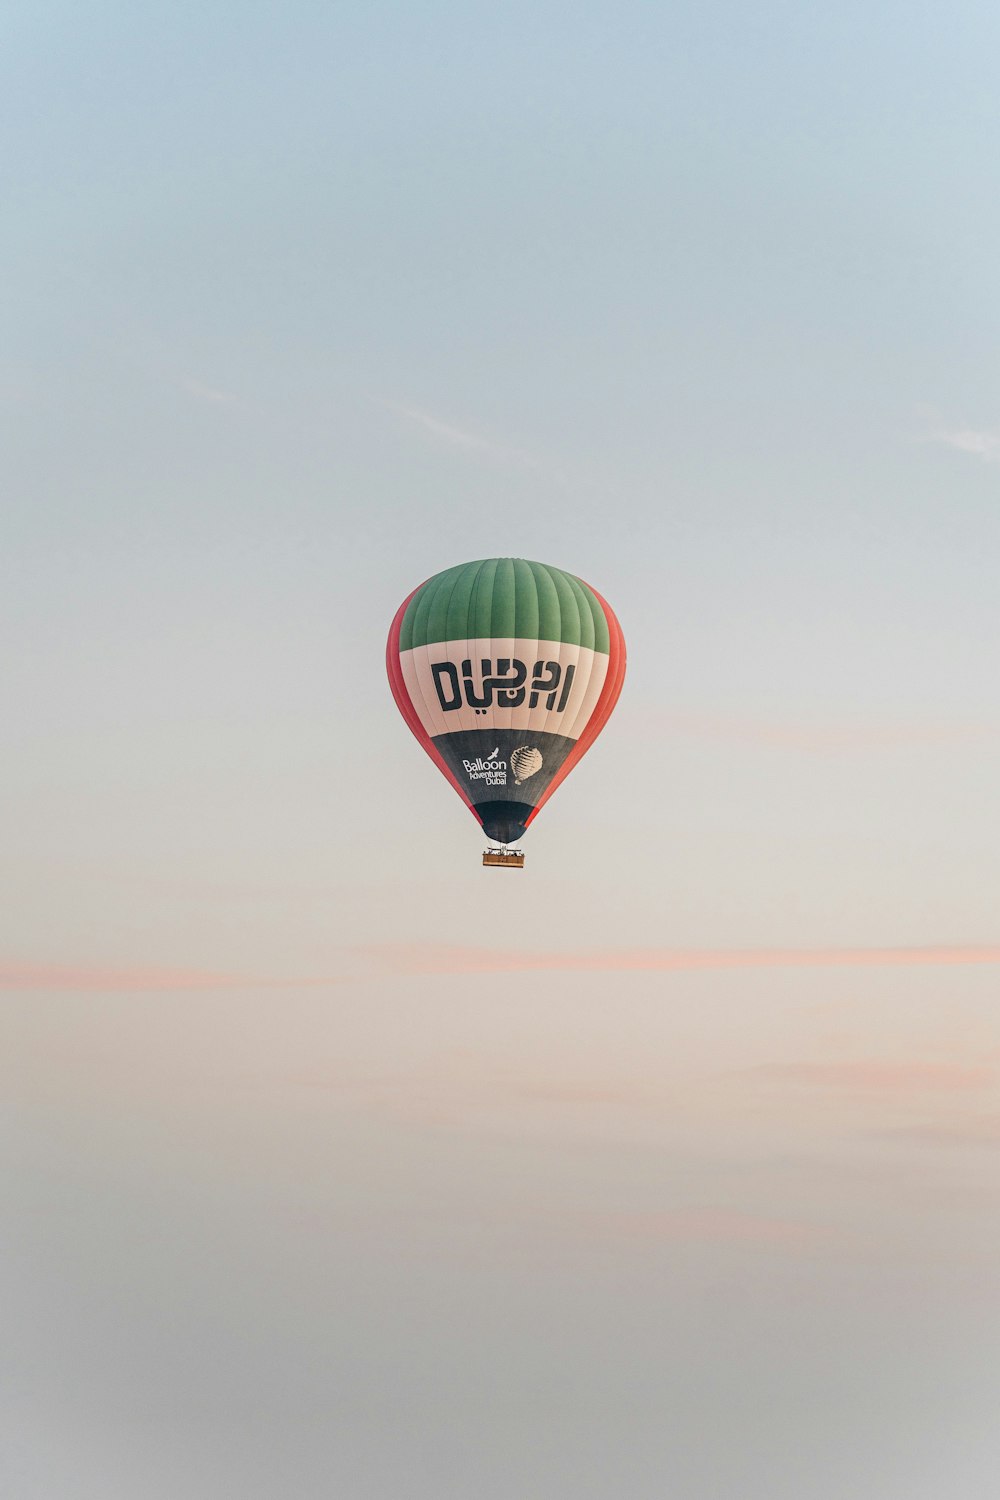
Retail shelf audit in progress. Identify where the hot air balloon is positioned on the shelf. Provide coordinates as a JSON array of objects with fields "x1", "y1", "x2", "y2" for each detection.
[{"x1": 386, "y1": 558, "x2": 626, "y2": 867}]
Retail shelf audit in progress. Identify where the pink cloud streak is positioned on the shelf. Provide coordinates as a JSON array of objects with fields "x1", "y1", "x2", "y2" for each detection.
[
  {"x1": 371, "y1": 943, "x2": 1000, "y2": 978},
  {"x1": 5, "y1": 943, "x2": 1000, "y2": 992},
  {"x1": 637, "y1": 709, "x2": 998, "y2": 753},
  {"x1": 0, "y1": 962, "x2": 252, "y2": 992},
  {"x1": 757, "y1": 1061, "x2": 993, "y2": 1091}
]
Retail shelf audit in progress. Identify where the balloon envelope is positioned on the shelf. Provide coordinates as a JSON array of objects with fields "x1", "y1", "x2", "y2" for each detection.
[{"x1": 387, "y1": 557, "x2": 626, "y2": 844}]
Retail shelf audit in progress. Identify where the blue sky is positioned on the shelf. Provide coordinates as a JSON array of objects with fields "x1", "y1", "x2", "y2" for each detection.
[{"x1": 3, "y1": 3, "x2": 1000, "y2": 1496}]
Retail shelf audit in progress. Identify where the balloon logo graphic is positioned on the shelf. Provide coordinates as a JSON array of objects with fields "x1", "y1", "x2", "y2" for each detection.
[
  {"x1": 510, "y1": 746, "x2": 543, "y2": 784},
  {"x1": 386, "y1": 557, "x2": 626, "y2": 862}
]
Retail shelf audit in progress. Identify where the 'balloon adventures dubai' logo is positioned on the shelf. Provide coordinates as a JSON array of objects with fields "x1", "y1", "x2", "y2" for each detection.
[
  {"x1": 462, "y1": 748, "x2": 506, "y2": 785},
  {"x1": 460, "y1": 745, "x2": 545, "y2": 787}
]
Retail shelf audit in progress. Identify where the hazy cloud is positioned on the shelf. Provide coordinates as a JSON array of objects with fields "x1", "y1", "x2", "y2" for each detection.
[
  {"x1": 919, "y1": 408, "x2": 1000, "y2": 463},
  {"x1": 642, "y1": 710, "x2": 998, "y2": 753},
  {"x1": 373, "y1": 395, "x2": 567, "y2": 482},
  {"x1": 9, "y1": 942, "x2": 1000, "y2": 994},
  {"x1": 364, "y1": 942, "x2": 1000, "y2": 979},
  {"x1": 0, "y1": 962, "x2": 253, "y2": 991},
  {"x1": 181, "y1": 378, "x2": 238, "y2": 406},
  {"x1": 756, "y1": 1061, "x2": 994, "y2": 1092}
]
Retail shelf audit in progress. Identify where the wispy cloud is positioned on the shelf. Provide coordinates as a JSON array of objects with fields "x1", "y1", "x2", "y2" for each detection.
[
  {"x1": 927, "y1": 426, "x2": 1000, "y2": 462},
  {"x1": 380, "y1": 398, "x2": 500, "y2": 454},
  {"x1": 641, "y1": 709, "x2": 998, "y2": 753},
  {"x1": 919, "y1": 410, "x2": 1000, "y2": 464},
  {"x1": 0, "y1": 962, "x2": 252, "y2": 992},
  {"x1": 364, "y1": 942, "x2": 1000, "y2": 979},
  {"x1": 755, "y1": 1061, "x2": 994, "y2": 1092},
  {"x1": 8, "y1": 942, "x2": 1000, "y2": 993},
  {"x1": 181, "y1": 378, "x2": 238, "y2": 407},
  {"x1": 0, "y1": 961, "x2": 349, "y2": 992},
  {"x1": 372, "y1": 395, "x2": 566, "y2": 481}
]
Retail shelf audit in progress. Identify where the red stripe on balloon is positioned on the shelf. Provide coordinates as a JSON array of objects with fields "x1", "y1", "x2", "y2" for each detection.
[{"x1": 386, "y1": 587, "x2": 480, "y2": 819}]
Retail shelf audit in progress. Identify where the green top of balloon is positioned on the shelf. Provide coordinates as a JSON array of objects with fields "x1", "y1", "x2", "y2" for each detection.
[{"x1": 400, "y1": 558, "x2": 612, "y2": 653}]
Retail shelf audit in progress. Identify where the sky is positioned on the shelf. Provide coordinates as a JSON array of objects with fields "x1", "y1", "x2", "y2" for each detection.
[{"x1": 3, "y1": 1, "x2": 1000, "y2": 1495}]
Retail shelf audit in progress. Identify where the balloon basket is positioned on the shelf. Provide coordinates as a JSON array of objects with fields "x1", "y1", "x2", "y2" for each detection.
[{"x1": 482, "y1": 848, "x2": 525, "y2": 869}]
